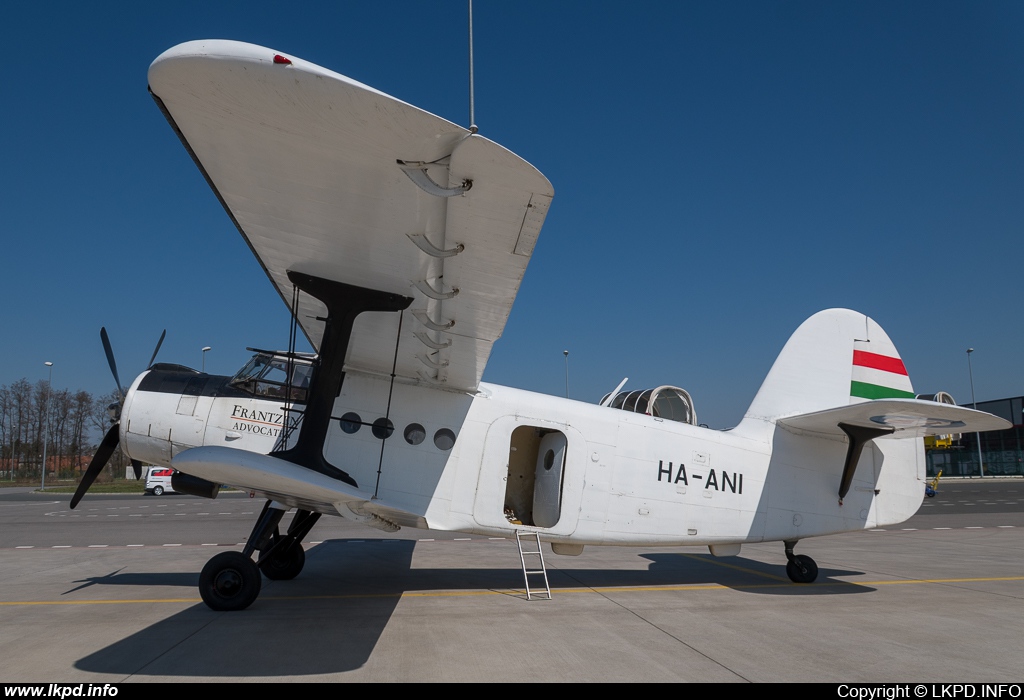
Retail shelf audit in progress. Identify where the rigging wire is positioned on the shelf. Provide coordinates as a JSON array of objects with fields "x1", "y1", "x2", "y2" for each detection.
[
  {"x1": 277, "y1": 284, "x2": 302, "y2": 450},
  {"x1": 373, "y1": 310, "x2": 405, "y2": 499}
]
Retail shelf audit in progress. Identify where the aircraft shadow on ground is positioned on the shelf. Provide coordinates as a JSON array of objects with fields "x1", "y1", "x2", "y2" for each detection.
[
  {"x1": 631, "y1": 553, "x2": 871, "y2": 596},
  {"x1": 74, "y1": 538, "x2": 873, "y2": 677},
  {"x1": 64, "y1": 569, "x2": 198, "y2": 595}
]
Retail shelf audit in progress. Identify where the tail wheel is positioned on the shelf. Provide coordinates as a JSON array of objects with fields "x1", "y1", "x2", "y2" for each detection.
[
  {"x1": 786, "y1": 554, "x2": 818, "y2": 584},
  {"x1": 199, "y1": 551, "x2": 261, "y2": 611}
]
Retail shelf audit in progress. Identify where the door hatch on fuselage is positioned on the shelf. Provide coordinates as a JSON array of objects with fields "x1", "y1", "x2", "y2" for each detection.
[{"x1": 504, "y1": 426, "x2": 567, "y2": 528}]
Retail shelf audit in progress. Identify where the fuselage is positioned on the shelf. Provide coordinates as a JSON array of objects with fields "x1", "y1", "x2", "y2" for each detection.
[{"x1": 120, "y1": 359, "x2": 927, "y2": 549}]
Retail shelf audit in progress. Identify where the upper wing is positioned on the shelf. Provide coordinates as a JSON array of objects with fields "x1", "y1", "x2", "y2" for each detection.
[{"x1": 149, "y1": 40, "x2": 553, "y2": 392}]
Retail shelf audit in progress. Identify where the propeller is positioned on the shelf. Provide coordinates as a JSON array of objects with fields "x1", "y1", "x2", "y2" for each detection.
[
  {"x1": 147, "y1": 330, "x2": 166, "y2": 372},
  {"x1": 70, "y1": 328, "x2": 166, "y2": 509},
  {"x1": 100, "y1": 327, "x2": 124, "y2": 401},
  {"x1": 70, "y1": 424, "x2": 121, "y2": 509}
]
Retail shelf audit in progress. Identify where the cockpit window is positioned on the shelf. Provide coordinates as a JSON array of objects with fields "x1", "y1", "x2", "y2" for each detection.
[{"x1": 230, "y1": 353, "x2": 315, "y2": 402}]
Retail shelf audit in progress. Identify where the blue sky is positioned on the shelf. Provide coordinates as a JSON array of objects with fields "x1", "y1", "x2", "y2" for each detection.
[{"x1": 2, "y1": 1, "x2": 1022, "y2": 429}]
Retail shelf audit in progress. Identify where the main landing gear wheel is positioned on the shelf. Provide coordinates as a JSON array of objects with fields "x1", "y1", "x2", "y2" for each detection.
[
  {"x1": 785, "y1": 554, "x2": 818, "y2": 584},
  {"x1": 196, "y1": 503, "x2": 322, "y2": 610},
  {"x1": 259, "y1": 540, "x2": 305, "y2": 580},
  {"x1": 199, "y1": 551, "x2": 261, "y2": 611}
]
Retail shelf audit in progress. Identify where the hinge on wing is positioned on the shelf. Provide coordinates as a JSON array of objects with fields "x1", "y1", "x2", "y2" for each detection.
[
  {"x1": 397, "y1": 159, "x2": 472, "y2": 197},
  {"x1": 416, "y1": 352, "x2": 449, "y2": 370},
  {"x1": 414, "y1": 331, "x2": 452, "y2": 350},
  {"x1": 412, "y1": 309, "x2": 455, "y2": 332},
  {"x1": 407, "y1": 233, "x2": 464, "y2": 258},
  {"x1": 413, "y1": 278, "x2": 460, "y2": 300}
]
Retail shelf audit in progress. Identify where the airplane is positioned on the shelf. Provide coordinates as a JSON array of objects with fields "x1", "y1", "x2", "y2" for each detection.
[{"x1": 71, "y1": 40, "x2": 1011, "y2": 611}]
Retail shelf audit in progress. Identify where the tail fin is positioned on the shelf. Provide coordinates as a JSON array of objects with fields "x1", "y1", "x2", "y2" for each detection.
[
  {"x1": 734, "y1": 309, "x2": 1009, "y2": 535},
  {"x1": 737, "y1": 309, "x2": 913, "y2": 435}
]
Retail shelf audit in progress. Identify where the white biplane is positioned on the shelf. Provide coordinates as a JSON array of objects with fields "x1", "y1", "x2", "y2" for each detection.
[{"x1": 72, "y1": 40, "x2": 1010, "y2": 611}]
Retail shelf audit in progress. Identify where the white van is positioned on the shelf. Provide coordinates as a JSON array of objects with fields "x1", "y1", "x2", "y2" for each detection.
[{"x1": 145, "y1": 468, "x2": 176, "y2": 496}]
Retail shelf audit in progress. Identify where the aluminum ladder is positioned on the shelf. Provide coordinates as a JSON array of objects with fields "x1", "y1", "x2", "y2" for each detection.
[{"x1": 515, "y1": 530, "x2": 552, "y2": 600}]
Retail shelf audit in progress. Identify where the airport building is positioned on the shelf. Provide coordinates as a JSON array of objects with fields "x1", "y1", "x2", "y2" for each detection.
[{"x1": 925, "y1": 396, "x2": 1024, "y2": 477}]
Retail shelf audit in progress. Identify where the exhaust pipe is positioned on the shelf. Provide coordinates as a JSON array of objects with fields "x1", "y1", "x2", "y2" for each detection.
[{"x1": 171, "y1": 471, "x2": 221, "y2": 500}]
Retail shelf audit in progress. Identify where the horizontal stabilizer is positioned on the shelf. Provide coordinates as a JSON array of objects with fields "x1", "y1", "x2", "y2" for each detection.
[{"x1": 777, "y1": 399, "x2": 1011, "y2": 439}]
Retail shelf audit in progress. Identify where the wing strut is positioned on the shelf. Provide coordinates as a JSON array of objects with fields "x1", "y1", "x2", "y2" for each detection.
[
  {"x1": 836, "y1": 422, "x2": 895, "y2": 504},
  {"x1": 270, "y1": 272, "x2": 413, "y2": 486}
]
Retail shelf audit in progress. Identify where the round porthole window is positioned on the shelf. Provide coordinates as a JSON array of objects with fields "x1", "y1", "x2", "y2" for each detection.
[
  {"x1": 433, "y1": 428, "x2": 456, "y2": 451},
  {"x1": 339, "y1": 412, "x2": 361, "y2": 434},
  {"x1": 371, "y1": 417, "x2": 395, "y2": 439},
  {"x1": 543, "y1": 449, "x2": 555, "y2": 471},
  {"x1": 404, "y1": 423, "x2": 426, "y2": 445}
]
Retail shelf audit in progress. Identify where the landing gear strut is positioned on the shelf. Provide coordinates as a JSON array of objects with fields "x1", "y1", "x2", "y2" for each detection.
[
  {"x1": 783, "y1": 540, "x2": 818, "y2": 584},
  {"x1": 259, "y1": 508, "x2": 320, "y2": 580},
  {"x1": 198, "y1": 501, "x2": 322, "y2": 611}
]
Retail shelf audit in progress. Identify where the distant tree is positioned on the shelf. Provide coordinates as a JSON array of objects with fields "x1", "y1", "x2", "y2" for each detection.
[
  {"x1": 33, "y1": 381, "x2": 49, "y2": 475},
  {"x1": 68, "y1": 391, "x2": 93, "y2": 474},
  {"x1": 0, "y1": 378, "x2": 119, "y2": 482},
  {"x1": 10, "y1": 379, "x2": 33, "y2": 478},
  {"x1": 0, "y1": 384, "x2": 11, "y2": 478}
]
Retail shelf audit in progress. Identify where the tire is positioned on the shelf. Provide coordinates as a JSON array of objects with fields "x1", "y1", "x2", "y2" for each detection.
[
  {"x1": 199, "y1": 551, "x2": 261, "y2": 611},
  {"x1": 259, "y1": 540, "x2": 305, "y2": 581},
  {"x1": 786, "y1": 554, "x2": 819, "y2": 584},
  {"x1": 153, "y1": 486, "x2": 164, "y2": 496}
]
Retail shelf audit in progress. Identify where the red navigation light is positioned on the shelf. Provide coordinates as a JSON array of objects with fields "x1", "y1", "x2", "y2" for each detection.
[{"x1": 273, "y1": 54, "x2": 292, "y2": 65}]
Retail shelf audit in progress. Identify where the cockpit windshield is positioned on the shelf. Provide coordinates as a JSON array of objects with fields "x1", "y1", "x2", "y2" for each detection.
[{"x1": 230, "y1": 350, "x2": 316, "y2": 402}]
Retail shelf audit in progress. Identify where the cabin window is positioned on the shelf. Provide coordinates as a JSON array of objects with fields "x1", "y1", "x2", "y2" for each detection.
[
  {"x1": 372, "y1": 417, "x2": 395, "y2": 439},
  {"x1": 433, "y1": 428, "x2": 456, "y2": 451},
  {"x1": 404, "y1": 423, "x2": 426, "y2": 445},
  {"x1": 339, "y1": 412, "x2": 361, "y2": 434}
]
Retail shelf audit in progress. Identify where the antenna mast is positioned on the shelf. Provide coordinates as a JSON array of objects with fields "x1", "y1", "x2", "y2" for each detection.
[{"x1": 468, "y1": 0, "x2": 478, "y2": 133}]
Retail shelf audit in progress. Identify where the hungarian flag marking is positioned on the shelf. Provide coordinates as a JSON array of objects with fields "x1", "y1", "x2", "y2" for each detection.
[{"x1": 851, "y1": 350, "x2": 914, "y2": 399}]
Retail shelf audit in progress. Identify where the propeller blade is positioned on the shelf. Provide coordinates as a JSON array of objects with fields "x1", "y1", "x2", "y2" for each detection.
[
  {"x1": 131, "y1": 459, "x2": 143, "y2": 480},
  {"x1": 147, "y1": 330, "x2": 166, "y2": 369},
  {"x1": 70, "y1": 424, "x2": 120, "y2": 509},
  {"x1": 100, "y1": 328, "x2": 123, "y2": 400}
]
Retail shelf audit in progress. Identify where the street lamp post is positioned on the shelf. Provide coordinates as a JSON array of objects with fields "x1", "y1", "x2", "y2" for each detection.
[
  {"x1": 41, "y1": 361, "x2": 53, "y2": 490},
  {"x1": 967, "y1": 348, "x2": 984, "y2": 478},
  {"x1": 202, "y1": 346, "x2": 212, "y2": 373}
]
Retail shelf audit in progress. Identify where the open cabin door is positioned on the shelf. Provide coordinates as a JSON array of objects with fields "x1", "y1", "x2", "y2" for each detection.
[
  {"x1": 476, "y1": 416, "x2": 583, "y2": 536},
  {"x1": 532, "y1": 430, "x2": 567, "y2": 527}
]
